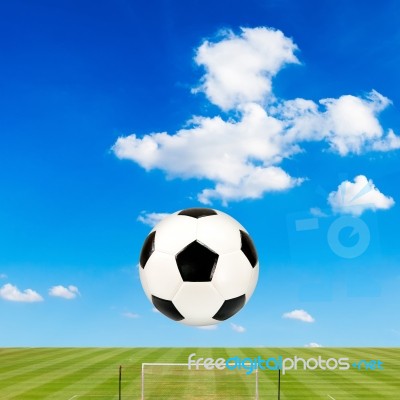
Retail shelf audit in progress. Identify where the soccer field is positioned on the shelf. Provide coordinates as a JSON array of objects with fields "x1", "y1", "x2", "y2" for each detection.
[{"x1": 0, "y1": 347, "x2": 399, "y2": 399}]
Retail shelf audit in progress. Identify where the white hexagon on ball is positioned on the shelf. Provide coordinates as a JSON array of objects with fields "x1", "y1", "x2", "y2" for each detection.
[
  {"x1": 212, "y1": 251, "x2": 254, "y2": 300},
  {"x1": 154, "y1": 214, "x2": 197, "y2": 254},
  {"x1": 197, "y1": 213, "x2": 242, "y2": 254},
  {"x1": 143, "y1": 252, "x2": 183, "y2": 300},
  {"x1": 139, "y1": 207, "x2": 259, "y2": 326},
  {"x1": 173, "y1": 282, "x2": 224, "y2": 324}
]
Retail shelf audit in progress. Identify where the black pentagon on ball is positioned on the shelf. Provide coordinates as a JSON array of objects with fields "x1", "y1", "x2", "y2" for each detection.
[
  {"x1": 140, "y1": 231, "x2": 156, "y2": 268},
  {"x1": 240, "y1": 230, "x2": 258, "y2": 268},
  {"x1": 152, "y1": 295, "x2": 184, "y2": 321},
  {"x1": 213, "y1": 294, "x2": 246, "y2": 321},
  {"x1": 176, "y1": 240, "x2": 219, "y2": 282},
  {"x1": 178, "y1": 208, "x2": 217, "y2": 218}
]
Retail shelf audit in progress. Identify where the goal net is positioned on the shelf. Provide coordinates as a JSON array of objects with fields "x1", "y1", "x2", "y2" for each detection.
[{"x1": 141, "y1": 362, "x2": 259, "y2": 399}]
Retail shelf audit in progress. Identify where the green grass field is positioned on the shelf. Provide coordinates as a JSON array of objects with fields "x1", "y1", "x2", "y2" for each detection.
[{"x1": 0, "y1": 348, "x2": 399, "y2": 399}]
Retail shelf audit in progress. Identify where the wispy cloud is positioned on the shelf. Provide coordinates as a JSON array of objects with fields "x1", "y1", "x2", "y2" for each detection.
[
  {"x1": 328, "y1": 175, "x2": 394, "y2": 216},
  {"x1": 231, "y1": 323, "x2": 246, "y2": 333},
  {"x1": 49, "y1": 285, "x2": 80, "y2": 300},
  {"x1": 310, "y1": 207, "x2": 328, "y2": 218},
  {"x1": 305, "y1": 342, "x2": 322, "y2": 348},
  {"x1": 0, "y1": 274, "x2": 7, "y2": 279},
  {"x1": 137, "y1": 211, "x2": 170, "y2": 227},
  {"x1": 113, "y1": 27, "x2": 399, "y2": 205},
  {"x1": 0, "y1": 283, "x2": 43, "y2": 303},
  {"x1": 122, "y1": 312, "x2": 140, "y2": 319},
  {"x1": 282, "y1": 309, "x2": 315, "y2": 323},
  {"x1": 197, "y1": 325, "x2": 218, "y2": 330}
]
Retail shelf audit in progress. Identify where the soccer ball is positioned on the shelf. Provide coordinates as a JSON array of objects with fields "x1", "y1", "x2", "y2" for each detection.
[{"x1": 139, "y1": 208, "x2": 259, "y2": 326}]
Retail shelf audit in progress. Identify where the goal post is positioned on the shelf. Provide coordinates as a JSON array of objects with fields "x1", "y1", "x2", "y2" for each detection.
[{"x1": 141, "y1": 362, "x2": 259, "y2": 400}]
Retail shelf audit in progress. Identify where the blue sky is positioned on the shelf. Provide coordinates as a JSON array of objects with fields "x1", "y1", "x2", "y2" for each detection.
[{"x1": 0, "y1": 0, "x2": 399, "y2": 347}]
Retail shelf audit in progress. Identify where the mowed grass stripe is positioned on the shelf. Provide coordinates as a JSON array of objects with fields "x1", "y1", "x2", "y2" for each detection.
[
  {"x1": 297, "y1": 348, "x2": 378, "y2": 396},
  {"x1": 1, "y1": 348, "x2": 399, "y2": 399},
  {"x1": 232, "y1": 348, "x2": 259, "y2": 398},
  {"x1": 277, "y1": 349, "x2": 328, "y2": 399},
  {"x1": 342, "y1": 348, "x2": 400, "y2": 397},
  {"x1": 339, "y1": 347, "x2": 399, "y2": 363},
  {"x1": 126, "y1": 347, "x2": 176, "y2": 397},
  {"x1": 181, "y1": 348, "x2": 205, "y2": 400},
  {"x1": 343, "y1": 347, "x2": 400, "y2": 367},
  {"x1": 181, "y1": 347, "x2": 216, "y2": 400},
  {"x1": 89, "y1": 348, "x2": 172, "y2": 400},
  {"x1": 140, "y1": 349, "x2": 179, "y2": 399},
  {"x1": 364, "y1": 347, "x2": 400, "y2": 361},
  {"x1": 40, "y1": 348, "x2": 143, "y2": 400},
  {"x1": 0, "y1": 348, "x2": 97, "y2": 379},
  {"x1": 337, "y1": 348, "x2": 400, "y2": 388},
  {"x1": 181, "y1": 347, "x2": 215, "y2": 399},
  {"x1": 0, "y1": 348, "x2": 82, "y2": 373},
  {"x1": 0, "y1": 348, "x2": 105, "y2": 391},
  {"x1": 0, "y1": 348, "x2": 109, "y2": 399},
  {"x1": 0, "y1": 348, "x2": 54, "y2": 362},
  {"x1": 283, "y1": 349, "x2": 346, "y2": 398},
  {"x1": 212, "y1": 348, "x2": 229, "y2": 398},
  {"x1": 319, "y1": 349, "x2": 400, "y2": 382},
  {"x1": 142, "y1": 349, "x2": 170, "y2": 399},
  {"x1": 278, "y1": 348, "x2": 393, "y2": 399},
  {"x1": 1, "y1": 348, "x2": 124, "y2": 399},
  {"x1": 21, "y1": 348, "x2": 133, "y2": 400},
  {"x1": 239, "y1": 347, "x2": 280, "y2": 398},
  {"x1": 120, "y1": 347, "x2": 179, "y2": 398},
  {"x1": 224, "y1": 347, "x2": 257, "y2": 398},
  {"x1": 299, "y1": 349, "x2": 378, "y2": 399},
  {"x1": 267, "y1": 348, "x2": 400, "y2": 399},
  {"x1": 144, "y1": 347, "x2": 192, "y2": 399}
]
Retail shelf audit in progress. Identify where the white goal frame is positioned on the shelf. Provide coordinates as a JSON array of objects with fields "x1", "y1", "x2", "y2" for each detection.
[{"x1": 141, "y1": 362, "x2": 259, "y2": 400}]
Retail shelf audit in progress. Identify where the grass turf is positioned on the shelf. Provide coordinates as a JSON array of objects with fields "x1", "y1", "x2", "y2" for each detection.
[{"x1": 0, "y1": 348, "x2": 399, "y2": 399}]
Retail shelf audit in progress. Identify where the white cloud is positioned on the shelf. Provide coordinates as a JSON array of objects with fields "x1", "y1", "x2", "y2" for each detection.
[
  {"x1": 305, "y1": 342, "x2": 322, "y2": 348},
  {"x1": 274, "y1": 91, "x2": 399, "y2": 155},
  {"x1": 193, "y1": 27, "x2": 299, "y2": 110},
  {"x1": 198, "y1": 166, "x2": 302, "y2": 205},
  {"x1": 114, "y1": 104, "x2": 289, "y2": 181},
  {"x1": 114, "y1": 103, "x2": 303, "y2": 205},
  {"x1": 328, "y1": 175, "x2": 395, "y2": 216},
  {"x1": 49, "y1": 285, "x2": 80, "y2": 300},
  {"x1": 282, "y1": 309, "x2": 315, "y2": 323},
  {"x1": 371, "y1": 129, "x2": 400, "y2": 152},
  {"x1": 310, "y1": 207, "x2": 328, "y2": 217},
  {"x1": 112, "y1": 27, "x2": 399, "y2": 205},
  {"x1": 231, "y1": 323, "x2": 246, "y2": 333},
  {"x1": 320, "y1": 90, "x2": 392, "y2": 155},
  {"x1": 197, "y1": 325, "x2": 218, "y2": 330},
  {"x1": 0, "y1": 283, "x2": 43, "y2": 303},
  {"x1": 122, "y1": 312, "x2": 140, "y2": 319},
  {"x1": 137, "y1": 211, "x2": 170, "y2": 227},
  {"x1": 271, "y1": 97, "x2": 325, "y2": 143}
]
